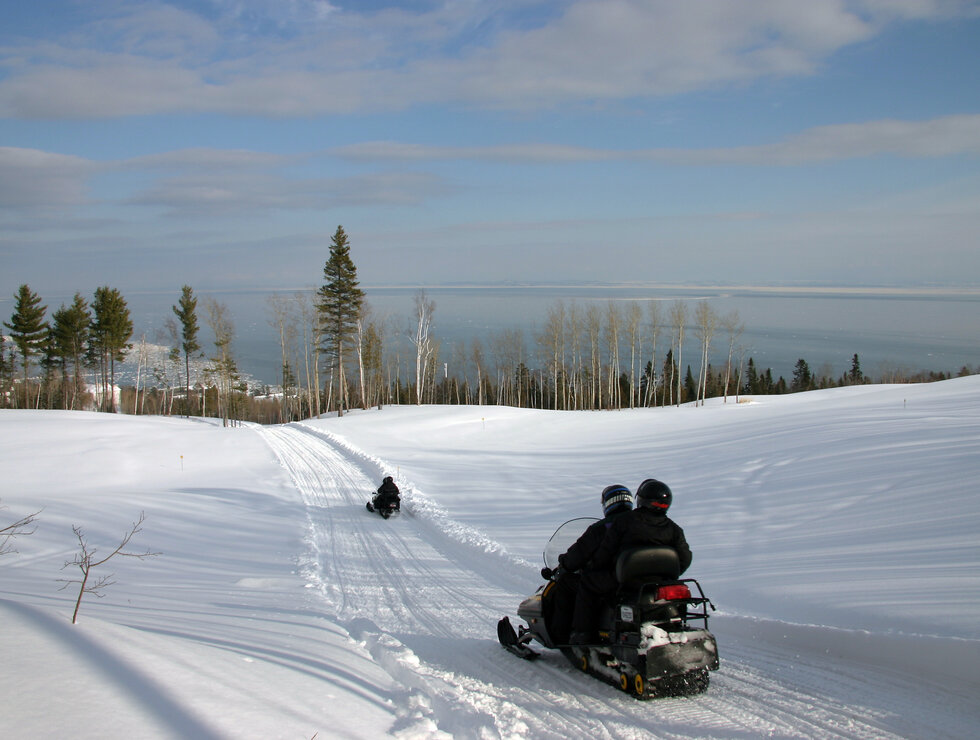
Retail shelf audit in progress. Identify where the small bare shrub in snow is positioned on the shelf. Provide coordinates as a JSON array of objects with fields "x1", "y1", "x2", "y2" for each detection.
[
  {"x1": 58, "y1": 511, "x2": 160, "y2": 624},
  {"x1": 0, "y1": 499, "x2": 40, "y2": 557}
]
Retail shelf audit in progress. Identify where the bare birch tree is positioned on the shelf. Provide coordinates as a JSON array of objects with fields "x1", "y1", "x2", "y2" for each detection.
[
  {"x1": 720, "y1": 310, "x2": 744, "y2": 403},
  {"x1": 268, "y1": 293, "x2": 299, "y2": 421},
  {"x1": 668, "y1": 300, "x2": 687, "y2": 407},
  {"x1": 644, "y1": 301, "x2": 662, "y2": 407},
  {"x1": 626, "y1": 302, "x2": 642, "y2": 408},
  {"x1": 471, "y1": 338, "x2": 486, "y2": 406},
  {"x1": 294, "y1": 291, "x2": 322, "y2": 417},
  {"x1": 540, "y1": 301, "x2": 566, "y2": 410},
  {"x1": 204, "y1": 298, "x2": 237, "y2": 427},
  {"x1": 585, "y1": 304, "x2": 602, "y2": 409},
  {"x1": 411, "y1": 290, "x2": 436, "y2": 405},
  {"x1": 693, "y1": 301, "x2": 718, "y2": 407},
  {"x1": 605, "y1": 303, "x2": 623, "y2": 409},
  {"x1": 567, "y1": 302, "x2": 584, "y2": 410}
]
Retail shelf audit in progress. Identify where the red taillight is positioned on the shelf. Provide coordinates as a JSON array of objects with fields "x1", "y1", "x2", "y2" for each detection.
[{"x1": 656, "y1": 584, "x2": 691, "y2": 601}]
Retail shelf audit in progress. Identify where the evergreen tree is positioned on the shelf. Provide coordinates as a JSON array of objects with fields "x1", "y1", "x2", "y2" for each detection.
[
  {"x1": 4, "y1": 284, "x2": 49, "y2": 408},
  {"x1": 661, "y1": 349, "x2": 676, "y2": 405},
  {"x1": 684, "y1": 364, "x2": 696, "y2": 403},
  {"x1": 90, "y1": 286, "x2": 133, "y2": 413},
  {"x1": 172, "y1": 285, "x2": 201, "y2": 414},
  {"x1": 792, "y1": 358, "x2": 812, "y2": 392},
  {"x1": 49, "y1": 293, "x2": 92, "y2": 409},
  {"x1": 848, "y1": 353, "x2": 864, "y2": 385},
  {"x1": 317, "y1": 226, "x2": 365, "y2": 416},
  {"x1": 745, "y1": 357, "x2": 758, "y2": 394}
]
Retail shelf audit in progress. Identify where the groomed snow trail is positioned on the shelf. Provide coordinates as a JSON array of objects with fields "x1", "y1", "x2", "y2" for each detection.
[{"x1": 258, "y1": 423, "x2": 971, "y2": 739}]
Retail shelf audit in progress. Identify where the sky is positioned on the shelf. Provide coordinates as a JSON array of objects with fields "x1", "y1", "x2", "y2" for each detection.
[{"x1": 2, "y1": 0, "x2": 980, "y2": 302}]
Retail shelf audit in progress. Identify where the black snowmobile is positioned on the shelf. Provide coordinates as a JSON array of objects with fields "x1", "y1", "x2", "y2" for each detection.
[
  {"x1": 497, "y1": 518, "x2": 719, "y2": 698},
  {"x1": 366, "y1": 493, "x2": 400, "y2": 519}
]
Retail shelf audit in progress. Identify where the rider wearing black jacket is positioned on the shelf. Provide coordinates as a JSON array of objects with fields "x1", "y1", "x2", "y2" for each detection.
[
  {"x1": 374, "y1": 476, "x2": 400, "y2": 510},
  {"x1": 543, "y1": 484, "x2": 633, "y2": 645},
  {"x1": 569, "y1": 479, "x2": 691, "y2": 644}
]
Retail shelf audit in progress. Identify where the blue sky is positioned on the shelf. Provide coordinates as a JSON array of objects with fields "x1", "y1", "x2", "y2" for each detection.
[{"x1": 2, "y1": 0, "x2": 980, "y2": 300}]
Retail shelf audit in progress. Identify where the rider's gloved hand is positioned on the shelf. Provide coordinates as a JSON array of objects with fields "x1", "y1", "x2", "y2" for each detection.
[{"x1": 540, "y1": 567, "x2": 554, "y2": 580}]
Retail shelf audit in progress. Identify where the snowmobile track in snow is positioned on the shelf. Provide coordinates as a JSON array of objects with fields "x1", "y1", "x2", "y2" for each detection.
[{"x1": 257, "y1": 422, "x2": 971, "y2": 739}]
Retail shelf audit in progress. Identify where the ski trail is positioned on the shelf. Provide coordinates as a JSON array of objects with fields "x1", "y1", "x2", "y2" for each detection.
[{"x1": 257, "y1": 422, "x2": 934, "y2": 740}]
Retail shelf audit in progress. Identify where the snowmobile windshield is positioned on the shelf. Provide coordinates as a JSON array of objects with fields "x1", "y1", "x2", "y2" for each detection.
[{"x1": 543, "y1": 517, "x2": 600, "y2": 570}]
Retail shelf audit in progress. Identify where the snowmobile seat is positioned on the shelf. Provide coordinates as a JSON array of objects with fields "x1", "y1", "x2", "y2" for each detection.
[
  {"x1": 616, "y1": 546, "x2": 681, "y2": 588},
  {"x1": 613, "y1": 547, "x2": 686, "y2": 623}
]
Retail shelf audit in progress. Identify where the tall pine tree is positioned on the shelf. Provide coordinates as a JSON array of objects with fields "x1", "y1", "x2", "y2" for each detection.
[
  {"x1": 172, "y1": 285, "x2": 201, "y2": 414},
  {"x1": 4, "y1": 284, "x2": 48, "y2": 408},
  {"x1": 90, "y1": 286, "x2": 133, "y2": 413},
  {"x1": 317, "y1": 226, "x2": 364, "y2": 416},
  {"x1": 49, "y1": 293, "x2": 92, "y2": 409},
  {"x1": 792, "y1": 358, "x2": 812, "y2": 392}
]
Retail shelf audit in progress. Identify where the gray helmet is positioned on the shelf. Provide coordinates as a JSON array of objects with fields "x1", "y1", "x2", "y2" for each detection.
[{"x1": 601, "y1": 484, "x2": 633, "y2": 516}]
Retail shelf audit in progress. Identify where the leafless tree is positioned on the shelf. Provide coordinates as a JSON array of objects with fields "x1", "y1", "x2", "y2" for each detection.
[
  {"x1": 411, "y1": 290, "x2": 436, "y2": 405},
  {"x1": 539, "y1": 301, "x2": 566, "y2": 410},
  {"x1": 471, "y1": 338, "x2": 486, "y2": 406},
  {"x1": 353, "y1": 302, "x2": 375, "y2": 410},
  {"x1": 204, "y1": 298, "x2": 237, "y2": 426},
  {"x1": 605, "y1": 303, "x2": 623, "y2": 409},
  {"x1": 626, "y1": 302, "x2": 642, "y2": 408},
  {"x1": 585, "y1": 304, "x2": 602, "y2": 409},
  {"x1": 566, "y1": 302, "x2": 584, "y2": 410},
  {"x1": 268, "y1": 293, "x2": 299, "y2": 422},
  {"x1": 668, "y1": 300, "x2": 687, "y2": 407},
  {"x1": 720, "y1": 310, "x2": 744, "y2": 403},
  {"x1": 644, "y1": 301, "x2": 663, "y2": 407},
  {"x1": 294, "y1": 291, "x2": 322, "y2": 417},
  {"x1": 693, "y1": 301, "x2": 718, "y2": 407},
  {"x1": 0, "y1": 500, "x2": 40, "y2": 557},
  {"x1": 59, "y1": 511, "x2": 159, "y2": 624}
]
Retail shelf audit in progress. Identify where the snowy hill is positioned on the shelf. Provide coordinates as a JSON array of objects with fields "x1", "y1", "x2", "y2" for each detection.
[{"x1": 2, "y1": 377, "x2": 979, "y2": 738}]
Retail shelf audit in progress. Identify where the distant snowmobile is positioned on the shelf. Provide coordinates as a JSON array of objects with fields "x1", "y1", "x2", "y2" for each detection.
[
  {"x1": 366, "y1": 476, "x2": 401, "y2": 519},
  {"x1": 497, "y1": 518, "x2": 719, "y2": 698},
  {"x1": 365, "y1": 496, "x2": 400, "y2": 519}
]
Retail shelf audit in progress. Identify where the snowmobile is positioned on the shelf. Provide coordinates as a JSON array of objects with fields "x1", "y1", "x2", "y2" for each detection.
[
  {"x1": 497, "y1": 517, "x2": 719, "y2": 698},
  {"x1": 366, "y1": 494, "x2": 400, "y2": 519}
]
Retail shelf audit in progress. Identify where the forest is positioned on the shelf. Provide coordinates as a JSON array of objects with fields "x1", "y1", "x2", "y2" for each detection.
[{"x1": 4, "y1": 228, "x2": 974, "y2": 424}]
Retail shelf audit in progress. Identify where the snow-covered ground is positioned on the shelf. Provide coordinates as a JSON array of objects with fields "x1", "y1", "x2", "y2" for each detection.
[{"x1": 2, "y1": 378, "x2": 978, "y2": 738}]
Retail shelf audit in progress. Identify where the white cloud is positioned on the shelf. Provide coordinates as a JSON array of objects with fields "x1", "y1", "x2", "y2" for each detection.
[
  {"x1": 0, "y1": 147, "x2": 98, "y2": 208},
  {"x1": 333, "y1": 114, "x2": 980, "y2": 164},
  {"x1": 125, "y1": 169, "x2": 448, "y2": 215},
  {"x1": 1, "y1": 0, "x2": 972, "y2": 117}
]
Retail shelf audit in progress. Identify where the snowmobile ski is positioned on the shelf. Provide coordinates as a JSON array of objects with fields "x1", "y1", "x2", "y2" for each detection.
[{"x1": 497, "y1": 616, "x2": 539, "y2": 660}]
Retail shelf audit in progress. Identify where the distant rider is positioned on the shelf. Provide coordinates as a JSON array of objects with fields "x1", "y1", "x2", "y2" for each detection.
[
  {"x1": 373, "y1": 476, "x2": 401, "y2": 512},
  {"x1": 568, "y1": 478, "x2": 691, "y2": 645},
  {"x1": 542, "y1": 484, "x2": 633, "y2": 645}
]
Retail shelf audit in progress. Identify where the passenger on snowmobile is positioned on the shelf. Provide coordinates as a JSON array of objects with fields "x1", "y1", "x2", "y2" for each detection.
[
  {"x1": 368, "y1": 476, "x2": 401, "y2": 516},
  {"x1": 541, "y1": 484, "x2": 633, "y2": 645},
  {"x1": 568, "y1": 478, "x2": 692, "y2": 645}
]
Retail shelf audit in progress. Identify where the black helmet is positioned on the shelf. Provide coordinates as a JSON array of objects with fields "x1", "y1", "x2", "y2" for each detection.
[
  {"x1": 636, "y1": 479, "x2": 672, "y2": 511},
  {"x1": 601, "y1": 484, "x2": 633, "y2": 516}
]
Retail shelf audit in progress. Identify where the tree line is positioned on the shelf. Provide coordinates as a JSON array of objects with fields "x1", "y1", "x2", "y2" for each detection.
[{"x1": 3, "y1": 226, "x2": 974, "y2": 422}]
